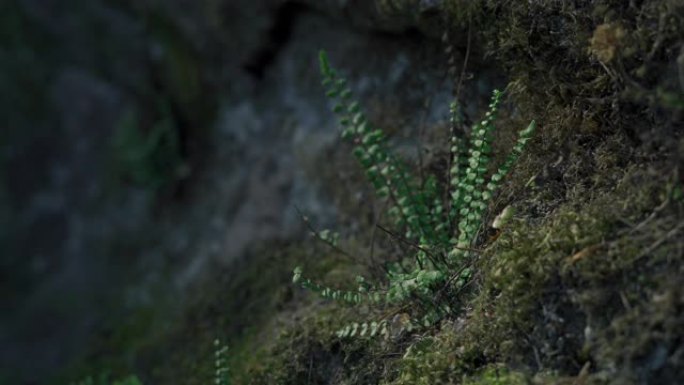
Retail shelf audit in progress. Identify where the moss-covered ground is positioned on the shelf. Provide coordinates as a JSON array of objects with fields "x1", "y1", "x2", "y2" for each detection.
[{"x1": 61, "y1": 1, "x2": 683, "y2": 384}]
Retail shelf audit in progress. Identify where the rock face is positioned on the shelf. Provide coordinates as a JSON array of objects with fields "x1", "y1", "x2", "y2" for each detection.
[{"x1": 1, "y1": 0, "x2": 491, "y2": 382}]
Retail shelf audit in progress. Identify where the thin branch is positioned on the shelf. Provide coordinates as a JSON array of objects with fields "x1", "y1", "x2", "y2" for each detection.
[
  {"x1": 294, "y1": 205, "x2": 360, "y2": 263},
  {"x1": 417, "y1": 96, "x2": 434, "y2": 187},
  {"x1": 369, "y1": 199, "x2": 391, "y2": 279},
  {"x1": 635, "y1": 221, "x2": 684, "y2": 262},
  {"x1": 453, "y1": 18, "x2": 472, "y2": 102},
  {"x1": 376, "y1": 224, "x2": 440, "y2": 266},
  {"x1": 434, "y1": 258, "x2": 475, "y2": 303}
]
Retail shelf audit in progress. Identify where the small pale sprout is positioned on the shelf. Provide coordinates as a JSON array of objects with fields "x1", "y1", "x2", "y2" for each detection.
[
  {"x1": 292, "y1": 266, "x2": 303, "y2": 283},
  {"x1": 522, "y1": 120, "x2": 536, "y2": 136},
  {"x1": 492, "y1": 205, "x2": 515, "y2": 229}
]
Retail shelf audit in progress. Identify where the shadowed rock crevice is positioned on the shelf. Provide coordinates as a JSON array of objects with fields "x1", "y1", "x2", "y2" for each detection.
[{"x1": 243, "y1": 2, "x2": 311, "y2": 80}]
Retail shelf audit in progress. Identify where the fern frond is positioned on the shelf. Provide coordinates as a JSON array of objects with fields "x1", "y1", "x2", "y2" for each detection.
[
  {"x1": 293, "y1": 267, "x2": 383, "y2": 305},
  {"x1": 452, "y1": 90, "x2": 502, "y2": 251},
  {"x1": 213, "y1": 339, "x2": 231, "y2": 385},
  {"x1": 318, "y1": 51, "x2": 434, "y2": 244},
  {"x1": 336, "y1": 320, "x2": 390, "y2": 339}
]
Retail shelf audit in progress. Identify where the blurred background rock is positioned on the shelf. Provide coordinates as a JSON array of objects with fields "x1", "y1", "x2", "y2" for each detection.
[{"x1": 0, "y1": 1, "x2": 463, "y2": 382}]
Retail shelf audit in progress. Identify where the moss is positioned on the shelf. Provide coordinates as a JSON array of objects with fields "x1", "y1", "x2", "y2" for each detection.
[
  {"x1": 135, "y1": 243, "x2": 315, "y2": 384},
  {"x1": 595, "y1": 280, "x2": 684, "y2": 384},
  {"x1": 443, "y1": 0, "x2": 683, "y2": 147},
  {"x1": 114, "y1": 236, "x2": 386, "y2": 385},
  {"x1": 381, "y1": 328, "x2": 535, "y2": 385},
  {"x1": 382, "y1": 327, "x2": 470, "y2": 385},
  {"x1": 460, "y1": 164, "x2": 684, "y2": 382},
  {"x1": 239, "y1": 304, "x2": 384, "y2": 385},
  {"x1": 462, "y1": 365, "x2": 528, "y2": 385},
  {"x1": 228, "y1": 236, "x2": 407, "y2": 385}
]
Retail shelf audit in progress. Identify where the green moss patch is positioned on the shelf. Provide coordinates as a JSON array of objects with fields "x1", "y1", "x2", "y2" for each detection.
[{"x1": 462, "y1": 164, "x2": 683, "y2": 382}]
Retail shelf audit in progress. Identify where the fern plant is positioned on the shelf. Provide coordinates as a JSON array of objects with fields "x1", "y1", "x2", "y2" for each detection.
[
  {"x1": 213, "y1": 339, "x2": 231, "y2": 385},
  {"x1": 293, "y1": 51, "x2": 535, "y2": 336}
]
